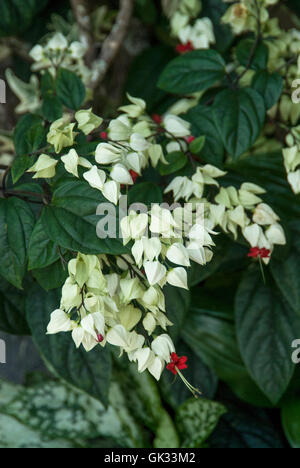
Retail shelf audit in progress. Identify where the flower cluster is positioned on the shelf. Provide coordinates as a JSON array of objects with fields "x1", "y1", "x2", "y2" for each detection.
[
  {"x1": 47, "y1": 252, "x2": 176, "y2": 381},
  {"x1": 282, "y1": 127, "x2": 300, "y2": 194},
  {"x1": 165, "y1": 0, "x2": 215, "y2": 52},
  {"x1": 222, "y1": 0, "x2": 279, "y2": 36},
  {"x1": 27, "y1": 95, "x2": 196, "y2": 205},
  {"x1": 29, "y1": 32, "x2": 92, "y2": 84},
  {"x1": 166, "y1": 174, "x2": 286, "y2": 264},
  {"x1": 25, "y1": 91, "x2": 285, "y2": 388}
]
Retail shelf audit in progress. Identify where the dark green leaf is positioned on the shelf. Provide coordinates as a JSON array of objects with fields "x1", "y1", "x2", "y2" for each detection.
[
  {"x1": 0, "y1": 197, "x2": 35, "y2": 289},
  {"x1": 41, "y1": 179, "x2": 128, "y2": 255},
  {"x1": 184, "y1": 104, "x2": 225, "y2": 167},
  {"x1": 128, "y1": 182, "x2": 163, "y2": 205},
  {"x1": 213, "y1": 88, "x2": 265, "y2": 159},
  {"x1": 0, "y1": 277, "x2": 30, "y2": 335},
  {"x1": 252, "y1": 70, "x2": 283, "y2": 109},
  {"x1": 56, "y1": 68, "x2": 86, "y2": 110},
  {"x1": 282, "y1": 400, "x2": 300, "y2": 448},
  {"x1": 182, "y1": 289, "x2": 271, "y2": 407},
  {"x1": 164, "y1": 285, "x2": 190, "y2": 342},
  {"x1": 158, "y1": 151, "x2": 188, "y2": 175},
  {"x1": 235, "y1": 267, "x2": 300, "y2": 403},
  {"x1": 28, "y1": 218, "x2": 59, "y2": 271},
  {"x1": 158, "y1": 50, "x2": 226, "y2": 95},
  {"x1": 208, "y1": 406, "x2": 284, "y2": 448},
  {"x1": 126, "y1": 46, "x2": 175, "y2": 113},
  {"x1": 0, "y1": 0, "x2": 48, "y2": 37},
  {"x1": 32, "y1": 260, "x2": 68, "y2": 291},
  {"x1": 26, "y1": 286, "x2": 112, "y2": 405},
  {"x1": 12, "y1": 114, "x2": 45, "y2": 183},
  {"x1": 42, "y1": 95, "x2": 63, "y2": 122},
  {"x1": 236, "y1": 39, "x2": 269, "y2": 71},
  {"x1": 189, "y1": 136, "x2": 206, "y2": 154}
]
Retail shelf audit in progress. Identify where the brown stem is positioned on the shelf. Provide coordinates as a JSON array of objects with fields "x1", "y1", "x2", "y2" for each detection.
[{"x1": 90, "y1": 0, "x2": 134, "y2": 89}]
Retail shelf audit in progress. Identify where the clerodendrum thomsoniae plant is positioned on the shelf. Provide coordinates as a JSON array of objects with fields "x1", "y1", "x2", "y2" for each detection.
[{"x1": 2, "y1": 0, "x2": 298, "y2": 397}]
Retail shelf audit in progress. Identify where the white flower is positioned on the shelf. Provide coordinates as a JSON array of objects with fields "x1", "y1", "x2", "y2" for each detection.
[
  {"x1": 143, "y1": 313, "x2": 157, "y2": 335},
  {"x1": 27, "y1": 154, "x2": 58, "y2": 179},
  {"x1": 288, "y1": 170, "x2": 300, "y2": 194},
  {"x1": 46, "y1": 33, "x2": 68, "y2": 52},
  {"x1": 69, "y1": 41, "x2": 87, "y2": 59},
  {"x1": 47, "y1": 310, "x2": 74, "y2": 334},
  {"x1": 130, "y1": 133, "x2": 149, "y2": 152},
  {"x1": 95, "y1": 143, "x2": 122, "y2": 164},
  {"x1": 144, "y1": 261, "x2": 167, "y2": 286},
  {"x1": 253, "y1": 203, "x2": 279, "y2": 225},
  {"x1": 167, "y1": 267, "x2": 188, "y2": 289},
  {"x1": 29, "y1": 45, "x2": 44, "y2": 62},
  {"x1": 119, "y1": 305, "x2": 142, "y2": 331},
  {"x1": 61, "y1": 149, "x2": 91, "y2": 177},
  {"x1": 83, "y1": 165, "x2": 106, "y2": 190},
  {"x1": 120, "y1": 277, "x2": 144, "y2": 303},
  {"x1": 132, "y1": 237, "x2": 162, "y2": 266},
  {"x1": 134, "y1": 347, "x2": 155, "y2": 373},
  {"x1": 81, "y1": 312, "x2": 105, "y2": 339},
  {"x1": 166, "y1": 243, "x2": 190, "y2": 267},
  {"x1": 75, "y1": 109, "x2": 103, "y2": 135},
  {"x1": 110, "y1": 163, "x2": 133, "y2": 184},
  {"x1": 163, "y1": 114, "x2": 191, "y2": 138},
  {"x1": 151, "y1": 334, "x2": 175, "y2": 362},
  {"x1": 150, "y1": 205, "x2": 177, "y2": 236},
  {"x1": 148, "y1": 356, "x2": 165, "y2": 380},
  {"x1": 102, "y1": 180, "x2": 120, "y2": 204},
  {"x1": 265, "y1": 223, "x2": 286, "y2": 245},
  {"x1": 121, "y1": 212, "x2": 148, "y2": 242},
  {"x1": 108, "y1": 116, "x2": 132, "y2": 141},
  {"x1": 187, "y1": 243, "x2": 213, "y2": 265},
  {"x1": 282, "y1": 146, "x2": 300, "y2": 172},
  {"x1": 119, "y1": 94, "x2": 146, "y2": 118}
]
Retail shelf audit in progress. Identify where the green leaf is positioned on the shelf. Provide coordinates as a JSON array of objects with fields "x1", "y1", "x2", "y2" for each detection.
[
  {"x1": 0, "y1": 197, "x2": 35, "y2": 289},
  {"x1": 158, "y1": 151, "x2": 188, "y2": 176},
  {"x1": 42, "y1": 95, "x2": 63, "y2": 122},
  {"x1": 270, "y1": 228, "x2": 300, "y2": 314},
  {"x1": 26, "y1": 286, "x2": 112, "y2": 406},
  {"x1": 32, "y1": 260, "x2": 68, "y2": 291},
  {"x1": 176, "y1": 398, "x2": 226, "y2": 447},
  {"x1": 164, "y1": 285, "x2": 190, "y2": 342},
  {"x1": 158, "y1": 50, "x2": 226, "y2": 95},
  {"x1": 12, "y1": 114, "x2": 45, "y2": 183},
  {"x1": 126, "y1": 46, "x2": 175, "y2": 112},
  {"x1": 252, "y1": 70, "x2": 283, "y2": 109},
  {"x1": 235, "y1": 267, "x2": 300, "y2": 403},
  {"x1": 0, "y1": 0, "x2": 48, "y2": 37},
  {"x1": 189, "y1": 136, "x2": 206, "y2": 154},
  {"x1": 208, "y1": 406, "x2": 284, "y2": 448},
  {"x1": 0, "y1": 277, "x2": 30, "y2": 335},
  {"x1": 28, "y1": 218, "x2": 59, "y2": 270},
  {"x1": 128, "y1": 182, "x2": 163, "y2": 205},
  {"x1": 41, "y1": 179, "x2": 128, "y2": 255},
  {"x1": 154, "y1": 410, "x2": 180, "y2": 448},
  {"x1": 182, "y1": 289, "x2": 271, "y2": 407},
  {"x1": 213, "y1": 88, "x2": 265, "y2": 159},
  {"x1": 184, "y1": 104, "x2": 225, "y2": 167},
  {"x1": 282, "y1": 400, "x2": 300, "y2": 448},
  {"x1": 56, "y1": 68, "x2": 86, "y2": 110},
  {"x1": 236, "y1": 39, "x2": 269, "y2": 71}
]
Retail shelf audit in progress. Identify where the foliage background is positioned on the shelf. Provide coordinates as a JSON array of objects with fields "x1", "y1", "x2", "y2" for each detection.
[{"x1": 0, "y1": 0, "x2": 299, "y2": 448}]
